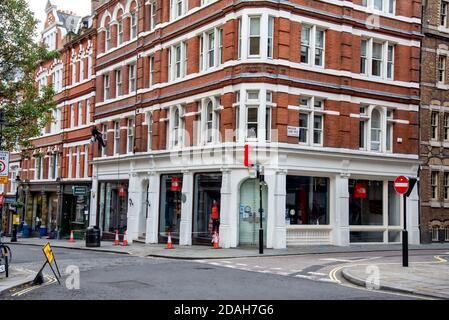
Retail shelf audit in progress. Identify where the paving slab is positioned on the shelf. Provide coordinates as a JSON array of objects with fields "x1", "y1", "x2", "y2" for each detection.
[
  {"x1": 3, "y1": 237, "x2": 449, "y2": 259},
  {"x1": 342, "y1": 262, "x2": 449, "y2": 299},
  {"x1": 0, "y1": 267, "x2": 36, "y2": 295}
]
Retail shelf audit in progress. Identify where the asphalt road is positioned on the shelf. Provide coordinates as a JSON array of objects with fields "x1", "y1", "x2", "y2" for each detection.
[{"x1": 2, "y1": 244, "x2": 441, "y2": 300}]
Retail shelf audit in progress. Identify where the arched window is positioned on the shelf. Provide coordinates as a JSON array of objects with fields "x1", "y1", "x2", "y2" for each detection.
[
  {"x1": 370, "y1": 109, "x2": 382, "y2": 152},
  {"x1": 147, "y1": 112, "x2": 153, "y2": 151},
  {"x1": 105, "y1": 23, "x2": 111, "y2": 51}
]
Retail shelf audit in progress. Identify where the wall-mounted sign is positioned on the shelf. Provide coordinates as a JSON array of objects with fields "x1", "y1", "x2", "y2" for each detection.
[
  {"x1": 287, "y1": 126, "x2": 300, "y2": 137},
  {"x1": 0, "y1": 151, "x2": 10, "y2": 184},
  {"x1": 354, "y1": 183, "x2": 367, "y2": 199},
  {"x1": 171, "y1": 177, "x2": 182, "y2": 192},
  {"x1": 72, "y1": 186, "x2": 88, "y2": 196}
]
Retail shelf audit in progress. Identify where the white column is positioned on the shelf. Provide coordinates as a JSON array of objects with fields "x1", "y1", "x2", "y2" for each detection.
[
  {"x1": 180, "y1": 171, "x2": 193, "y2": 246},
  {"x1": 219, "y1": 169, "x2": 233, "y2": 248},
  {"x1": 407, "y1": 182, "x2": 420, "y2": 245},
  {"x1": 273, "y1": 170, "x2": 287, "y2": 249},
  {"x1": 334, "y1": 173, "x2": 350, "y2": 246},
  {"x1": 146, "y1": 172, "x2": 160, "y2": 244},
  {"x1": 89, "y1": 168, "x2": 99, "y2": 227},
  {"x1": 126, "y1": 172, "x2": 141, "y2": 242}
]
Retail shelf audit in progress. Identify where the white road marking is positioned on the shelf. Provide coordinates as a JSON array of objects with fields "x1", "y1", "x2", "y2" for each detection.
[
  {"x1": 270, "y1": 267, "x2": 282, "y2": 270},
  {"x1": 308, "y1": 272, "x2": 326, "y2": 276},
  {"x1": 295, "y1": 275, "x2": 314, "y2": 280},
  {"x1": 320, "y1": 258, "x2": 355, "y2": 263},
  {"x1": 235, "y1": 263, "x2": 248, "y2": 266},
  {"x1": 220, "y1": 261, "x2": 232, "y2": 264}
]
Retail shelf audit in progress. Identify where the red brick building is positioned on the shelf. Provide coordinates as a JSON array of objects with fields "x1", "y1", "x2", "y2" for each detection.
[
  {"x1": 90, "y1": 0, "x2": 421, "y2": 247},
  {"x1": 15, "y1": 0, "x2": 96, "y2": 238}
]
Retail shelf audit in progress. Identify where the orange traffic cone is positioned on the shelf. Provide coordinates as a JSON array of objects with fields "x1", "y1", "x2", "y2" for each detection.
[
  {"x1": 166, "y1": 232, "x2": 173, "y2": 249},
  {"x1": 114, "y1": 230, "x2": 120, "y2": 245},
  {"x1": 122, "y1": 230, "x2": 129, "y2": 246},
  {"x1": 69, "y1": 230, "x2": 75, "y2": 242},
  {"x1": 212, "y1": 232, "x2": 219, "y2": 249}
]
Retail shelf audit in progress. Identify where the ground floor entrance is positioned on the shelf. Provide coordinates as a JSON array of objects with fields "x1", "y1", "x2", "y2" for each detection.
[{"x1": 97, "y1": 181, "x2": 129, "y2": 239}]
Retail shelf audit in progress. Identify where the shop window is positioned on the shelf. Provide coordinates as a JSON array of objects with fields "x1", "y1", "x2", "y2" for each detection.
[
  {"x1": 193, "y1": 173, "x2": 222, "y2": 244},
  {"x1": 349, "y1": 180, "x2": 383, "y2": 226},
  {"x1": 98, "y1": 181, "x2": 129, "y2": 234},
  {"x1": 388, "y1": 181, "x2": 400, "y2": 226},
  {"x1": 350, "y1": 231, "x2": 383, "y2": 243},
  {"x1": 285, "y1": 176, "x2": 329, "y2": 225},
  {"x1": 159, "y1": 174, "x2": 183, "y2": 242}
]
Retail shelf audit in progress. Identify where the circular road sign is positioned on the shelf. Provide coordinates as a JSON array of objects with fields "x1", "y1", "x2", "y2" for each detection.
[
  {"x1": 394, "y1": 176, "x2": 409, "y2": 195},
  {"x1": 0, "y1": 160, "x2": 5, "y2": 173}
]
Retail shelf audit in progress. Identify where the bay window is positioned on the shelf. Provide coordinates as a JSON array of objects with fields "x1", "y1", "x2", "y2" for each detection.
[
  {"x1": 267, "y1": 16, "x2": 274, "y2": 59},
  {"x1": 301, "y1": 25, "x2": 325, "y2": 67},
  {"x1": 246, "y1": 91, "x2": 259, "y2": 140},
  {"x1": 248, "y1": 16, "x2": 261, "y2": 57}
]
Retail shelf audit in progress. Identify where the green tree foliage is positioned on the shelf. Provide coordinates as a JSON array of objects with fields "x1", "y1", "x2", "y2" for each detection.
[{"x1": 0, "y1": 0, "x2": 58, "y2": 151}]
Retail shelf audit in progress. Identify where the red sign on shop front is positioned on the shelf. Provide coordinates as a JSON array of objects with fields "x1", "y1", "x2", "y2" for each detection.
[
  {"x1": 394, "y1": 176, "x2": 409, "y2": 195},
  {"x1": 118, "y1": 187, "x2": 126, "y2": 197},
  {"x1": 171, "y1": 177, "x2": 181, "y2": 192},
  {"x1": 354, "y1": 183, "x2": 367, "y2": 198}
]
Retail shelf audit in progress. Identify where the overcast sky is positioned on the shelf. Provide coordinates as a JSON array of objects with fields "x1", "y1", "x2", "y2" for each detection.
[{"x1": 26, "y1": 0, "x2": 91, "y2": 37}]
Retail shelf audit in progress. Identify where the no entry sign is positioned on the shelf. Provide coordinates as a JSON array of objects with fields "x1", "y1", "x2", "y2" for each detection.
[{"x1": 394, "y1": 176, "x2": 409, "y2": 195}]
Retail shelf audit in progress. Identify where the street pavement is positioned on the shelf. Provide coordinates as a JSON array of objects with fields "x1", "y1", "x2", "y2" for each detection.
[{"x1": 1, "y1": 244, "x2": 447, "y2": 300}]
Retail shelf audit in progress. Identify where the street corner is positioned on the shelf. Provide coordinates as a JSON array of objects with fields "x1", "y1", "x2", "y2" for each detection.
[
  {"x1": 341, "y1": 262, "x2": 449, "y2": 299},
  {"x1": 0, "y1": 266, "x2": 36, "y2": 297}
]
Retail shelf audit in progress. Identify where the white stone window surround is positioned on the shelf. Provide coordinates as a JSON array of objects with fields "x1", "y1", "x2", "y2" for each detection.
[
  {"x1": 233, "y1": 85, "x2": 277, "y2": 144},
  {"x1": 168, "y1": 105, "x2": 185, "y2": 149},
  {"x1": 348, "y1": 179, "x2": 404, "y2": 244},
  {"x1": 360, "y1": 37, "x2": 395, "y2": 80},
  {"x1": 199, "y1": 26, "x2": 223, "y2": 71},
  {"x1": 170, "y1": 0, "x2": 188, "y2": 21},
  {"x1": 357, "y1": 105, "x2": 392, "y2": 153},
  {"x1": 359, "y1": 0, "x2": 396, "y2": 15},
  {"x1": 292, "y1": 96, "x2": 325, "y2": 146},
  {"x1": 300, "y1": 24, "x2": 326, "y2": 68},
  {"x1": 198, "y1": 97, "x2": 221, "y2": 145},
  {"x1": 168, "y1": 41, "x2": 187, "y2": 81}
]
